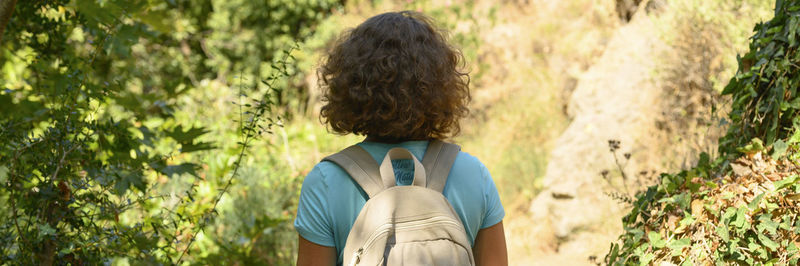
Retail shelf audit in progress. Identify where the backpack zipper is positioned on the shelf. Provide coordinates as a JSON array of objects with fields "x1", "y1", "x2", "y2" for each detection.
[{"x1": 348, "y1": 216, "x2": 466, "y2": 266}]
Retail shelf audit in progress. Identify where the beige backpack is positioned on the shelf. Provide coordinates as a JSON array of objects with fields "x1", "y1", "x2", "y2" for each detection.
[{"x1": 324, "y1": 140, "x2": 475, "y2": 266}]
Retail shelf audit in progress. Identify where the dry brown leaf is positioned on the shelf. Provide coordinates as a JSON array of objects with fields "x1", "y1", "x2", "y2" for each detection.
[
  {"x1": 787, "y1": 193, "x2": 800, "y2": 202},
  {"x1": 731, "y1": 162, "x2": 753, "y2": 177},
  {"x1": 766, "y1": 173, "x2": 782, "y2": 181},
  {"x1": 666, "y1": 214, "x2": 680, "y2": 231},
  {"x1": 691, "y1": 199, "x2": 706, "y2": 221},
  {"x1": 735, "y1": 157, "x2": 753, "y2": 166}
]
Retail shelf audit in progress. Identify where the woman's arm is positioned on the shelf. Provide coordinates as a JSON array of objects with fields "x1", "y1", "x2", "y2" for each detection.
[
  {"x1": 473, "y1": 221, "x2": 508, "y2": 266},
  {"x1": 297, "y1": 235, "x2": 337, "y2": 266}
]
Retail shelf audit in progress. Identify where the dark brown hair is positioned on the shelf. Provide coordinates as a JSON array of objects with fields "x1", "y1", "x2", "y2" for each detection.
[{"x1": 319, "y1": 11, "x2": 470, "y2": 140}]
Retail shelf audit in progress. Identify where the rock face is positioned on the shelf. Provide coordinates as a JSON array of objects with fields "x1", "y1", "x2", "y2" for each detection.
[{"x1": 528, "y1": 13, "x2": 667, "y2": 264}]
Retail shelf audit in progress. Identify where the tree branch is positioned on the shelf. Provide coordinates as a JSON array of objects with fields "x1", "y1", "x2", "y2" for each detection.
[{"x1": 0, "y1": 0, "x2": 18, "y2": 45}]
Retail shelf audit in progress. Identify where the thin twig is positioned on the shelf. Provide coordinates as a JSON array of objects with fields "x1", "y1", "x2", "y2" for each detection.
[
  {"x1": 50, "y1": 143, "x2": 78, "y2": 181},
  {"x1": 612, "y1": 150, "x2": 632, "y2": 196},
  {"x1": 175, "y1": 45, "x2": 296, "y2": 263},
  {"x1": 9, "y1": 183, "x2": 28, "y2": 256},
  {"x1": 8, "y1": 149, "x2": 30, "y2": 256}
]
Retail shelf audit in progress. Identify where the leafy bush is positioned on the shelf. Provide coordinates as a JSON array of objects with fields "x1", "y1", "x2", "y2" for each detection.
[
  {"x1": 605, "y1": 0, "x2": 800, "y2": 264},
  {"x1": 605, "y1": 150, "x2": 800, "y2": 265},
  {"x1": 720, "y1": 0, "x2": 800, "y2": 156},
  {"x1": 0, "y1": 0, "x2": 337, "y2": 264},
  {"x1": 1, "y1": 2, "x2": 205, "y2": 263}
]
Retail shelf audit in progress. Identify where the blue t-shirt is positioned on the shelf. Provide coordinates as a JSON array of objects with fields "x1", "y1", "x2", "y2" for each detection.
[{"x1": 294, "y1": 140, "x2": 505, "y2": 265}]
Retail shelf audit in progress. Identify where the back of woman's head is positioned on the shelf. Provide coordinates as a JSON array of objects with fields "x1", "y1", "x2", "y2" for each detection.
[{"x1": 319, "y1": 11, "x2": 470, "y2": 140}]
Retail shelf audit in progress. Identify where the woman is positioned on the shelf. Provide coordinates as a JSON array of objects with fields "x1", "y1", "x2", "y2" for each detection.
[{"x1": 295, "y1": 11, "x2": 507, "y2": 266}]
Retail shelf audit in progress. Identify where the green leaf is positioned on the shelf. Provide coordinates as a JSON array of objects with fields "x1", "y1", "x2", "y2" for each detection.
[
  {"x1": 625, "y1": 228, "x2": 645, "y2": 242},
  {"x1": 789, "y1": 128, "x2": 800, "y2": 144},
  {"x1": 648, "y1": 232, "x2": 666, "y2": 249},
  {"x1": 780, "y1": 214, "x2": 794, "y2": 231},
  {"x1": 687, "y1": 180, "x2": 702, "y2": 193},
  {"x1": 722, "y1": 79, "x2": 738, "y2": 95},
  {"x1": 663, "y1": 176, "x2": 678, "y2": 194},
  {"x1": 756, "y1": 214, "x2": 779, "y2": 235},
  {"x1": 722, "y1": 207, "x2": 737, "y2": 223},
  {"x1": 758, "y1": 233, "x2": 780, "y2": 251},
  {"x1": 639, "y1": 253, "x2": 655, "y2": 266},
  {"x1": 114, "y1": 172, "x2": 131, "y2": 195},
  {"x1": 166, "y1": 125, "x2": 216, "y2": 153},
  {"x1": 658, "y1": 192, "x2": 691, "y2": 209},
  {"x1": 737, "y1": 138, "x2": 765, "y2": 154},
  {"x1": 774, "y1": 175, "x2": 799, "y2": 191},
  {"x1": 780, "y1": 97, "x2": 800, "y2": 111},
  {"x1": 166, "y1": 125, "x2": 210, "y2": 143},
  {"x1": 180, "y1": 142, "x2": 216, "y2": 153},
  {"x1": 134, "y1": 9, "x2": 173, "y2": 33},
  {"x1": 58, "y1": 246, "x2": 73, "y2": 256},
  {"x1": 748, "y1": 192, "x2": 765, "y2": 210},
  {"x1": 607, "y1": 243, "x2": 619, "y2": 263},
  {"x1": 0, "y1": 165, "x2": 8, "y2": 184},
  {"x1": 677, "y1": 213, "x2": 696, "y2": 232},
  {"x1": 160, "y1": 163, "x2": 198, "y2": 178},
  {"x1": 668, "y1": 238, "x2": 691, "y2": 256},
  {"x1": 732, "y1": 207, "x2": 749, "y2": 229},
  {"x1": 716, "y1": 224, "x2": 730, "y2": 242},
  {"x1": 771, "y1": 139, "x2": 788, "y2": 159},
  {"x1": 74, "y1": 0, "x2": 119, "y2": 26},
  {"x1": 765, "y1": 201, "x2": 780, "y2": 212},
  {"x1": 749, "y1": 238, "x2": 768, "y2": 259},
  {"x1": 633, "y1": 242, "x2": 648, "y2": 257},
  {"x1": 124, "y1": 172, "x2": 146, "y2": 192},
  {"x1": 39, "y1": 224, "x2": 56, "y2": 238}
]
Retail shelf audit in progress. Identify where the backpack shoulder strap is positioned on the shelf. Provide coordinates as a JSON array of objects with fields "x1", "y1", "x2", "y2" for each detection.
[
  {"x1": 421, "y1": 140, "x2": 461, "y2": 193},
  {"x1": 323, "y1": 145, "x2": 384, "y2": 198}
]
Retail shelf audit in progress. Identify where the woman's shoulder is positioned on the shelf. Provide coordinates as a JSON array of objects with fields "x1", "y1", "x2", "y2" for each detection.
[
  {"x1": 453, "y1": 150, "x2": 483, "y2": 164},
  {"x1": 451, "y1": 150, "x2": 491, "y2": 180},
  {"x1": 301, "y1": 160, "x2": 353, "y2": 189}
]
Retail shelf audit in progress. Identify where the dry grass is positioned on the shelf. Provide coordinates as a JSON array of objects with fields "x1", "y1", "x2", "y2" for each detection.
[{"x1": 651, "y1": 0, "x2": 773, "y2": 171}]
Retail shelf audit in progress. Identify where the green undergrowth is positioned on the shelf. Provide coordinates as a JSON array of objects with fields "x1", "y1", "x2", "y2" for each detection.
[
  {"x1": 605, "y1": 146, "x2": 800, "y2": 265},
  {"x1": 605, "y1": 0, "x2": 800, "y2": 265}
]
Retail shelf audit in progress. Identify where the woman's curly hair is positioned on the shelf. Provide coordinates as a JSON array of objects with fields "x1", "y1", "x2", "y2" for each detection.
[{"x1": 319, "y1": 11, "x2": 470, "y2": 140}]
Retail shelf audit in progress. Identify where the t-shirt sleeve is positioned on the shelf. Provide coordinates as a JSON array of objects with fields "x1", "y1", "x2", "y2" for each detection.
[
  {"x1": 293, "y1": 165, "x2": 335, "y2": 247},
  {"x1": 479, "y1": 163, "x2": 505, "y2": 229}
]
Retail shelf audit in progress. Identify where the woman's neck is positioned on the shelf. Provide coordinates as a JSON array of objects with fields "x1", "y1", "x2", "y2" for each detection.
[{"x1": 364, "y1": 135, "x2": 429, "y2": 144}]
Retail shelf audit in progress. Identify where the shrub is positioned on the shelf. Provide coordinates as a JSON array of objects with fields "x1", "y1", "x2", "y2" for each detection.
[
  {"x1": 605, "y1": 1, "x2": 800, "y2": 264},
  {"x1": 0, "y1": 0, "x2": 336, "y2": 264}
]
